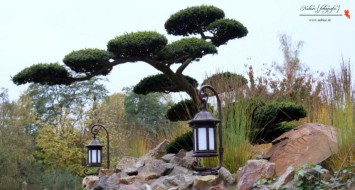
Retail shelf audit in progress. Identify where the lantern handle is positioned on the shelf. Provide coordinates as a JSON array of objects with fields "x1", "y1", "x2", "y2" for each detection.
[
  {"x1": 89, "y1": 123, "x2": 110, "y2": 169},
  {"x1": 192, "y1": 85, "x2": 224, "y2": 174},
  {"x1": 199, "y1": 90, "x2": 208, "y2": 110}
]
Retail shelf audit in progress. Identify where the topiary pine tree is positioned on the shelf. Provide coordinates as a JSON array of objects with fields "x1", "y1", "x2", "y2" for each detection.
[{"x1": 12, "y1": 5, "x2": 248, "y2": 104}]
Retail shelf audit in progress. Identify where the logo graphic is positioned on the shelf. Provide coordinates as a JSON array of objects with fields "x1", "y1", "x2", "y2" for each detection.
[
  {"x1": 344, "y1": 10, "x2": 351, "y2": 19},
  {"x1": 299, "y1": 4, "x2": 351, "y2": 22}
]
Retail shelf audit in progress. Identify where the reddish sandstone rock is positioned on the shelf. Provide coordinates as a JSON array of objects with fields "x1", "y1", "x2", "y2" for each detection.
[{"x1": 264, "y1": 123, "x2": 337, "y2": 175}]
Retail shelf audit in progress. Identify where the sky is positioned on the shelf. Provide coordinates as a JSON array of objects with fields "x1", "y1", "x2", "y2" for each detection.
[{"x1": 1, "y1": 0, "x2": 354, "y2": 100}]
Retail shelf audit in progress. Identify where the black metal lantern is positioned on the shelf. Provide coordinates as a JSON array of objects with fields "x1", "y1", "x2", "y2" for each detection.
[
  {"x1": 84, "y1": 123, "x2": 110, "y2": 175},
  {"x1": 189, "y1": 106, "x2": 219, "y2": 157},
  {"x1": 86, "y1": 137, "x2": 103, "y2": 167},
  {"x1": 189, "y1": 85, "x2": 223, "y2": 175}
]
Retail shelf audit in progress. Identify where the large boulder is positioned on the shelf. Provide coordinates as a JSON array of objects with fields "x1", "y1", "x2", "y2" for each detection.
[{"x1": 263, "y1": 123, "x2": 338, "y2": 175}]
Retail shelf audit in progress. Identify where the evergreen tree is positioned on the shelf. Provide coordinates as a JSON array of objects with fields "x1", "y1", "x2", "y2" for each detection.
[{"x1": 12, "y1": 5, "x2": 248, "y2": 104}]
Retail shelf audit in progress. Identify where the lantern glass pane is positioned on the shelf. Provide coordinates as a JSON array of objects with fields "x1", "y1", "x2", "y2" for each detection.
[
  {"x1": 198, "y1": 127, "x2": 207, "y2": 150},
  {"x1": 194, "y1": 128, "x2": 197, "y2": 152},
  {"x1": 209, "y1": 128, "x2": 215, "y2": 150},
  {"x1": 92, "y1": 149, "x2": 97, "y2": 163},
  {"x1": 98, "y1": 149, "x2": 101, "y2": 163},
  {"x1": 88, "y1": 150, "x2": 91, "y2": 164}
]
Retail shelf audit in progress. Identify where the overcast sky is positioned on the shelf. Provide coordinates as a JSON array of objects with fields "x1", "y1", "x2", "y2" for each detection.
[{"x1": 1, "y1": 0, "x2": 354, "y2": 100}]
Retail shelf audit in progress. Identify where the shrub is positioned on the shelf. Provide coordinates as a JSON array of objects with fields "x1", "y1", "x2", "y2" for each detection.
[
  {"x1": 294, "y1": 163, "x2": 354, "y2": 189},
  {"x1": 166, "y1": 99, "x2": 198, "y2": 121},
  {"x1": 165, "y1": 131, "x2": 193, "y2": 154},
  {"x1": 251, "y1": 101, "x2": 307, "y2": 143}
]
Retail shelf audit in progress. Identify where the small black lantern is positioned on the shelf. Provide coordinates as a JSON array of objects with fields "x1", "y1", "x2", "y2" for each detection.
[
  {"x1": 84, "y1": 123, "x2": 110, "y2": 175},
  {"x1": 86, "y1": 137, "x2": 103, "y2": 167},
  {"x1": 189, "y1": 85, "x2": 223, "y2": 175}
]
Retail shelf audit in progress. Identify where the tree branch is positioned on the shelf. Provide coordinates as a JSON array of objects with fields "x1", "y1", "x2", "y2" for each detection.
[
  {"x1": 42, "y1": 57, "x2": 143, "y2": 84},
  {"x1": 200, "y1": 31, "x2": 213, "y2": 40},
  {"x1": 176, "y1": 58, "x2": 192, "y2": 74}
]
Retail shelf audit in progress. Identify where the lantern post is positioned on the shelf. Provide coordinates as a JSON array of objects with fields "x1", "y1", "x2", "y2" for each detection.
[
  {"x1": 84, "y1": 123, "x2": 110, "y2": 175},
  {"x1": 189, "y1": 85, "x2": 223, "y2": 175}
]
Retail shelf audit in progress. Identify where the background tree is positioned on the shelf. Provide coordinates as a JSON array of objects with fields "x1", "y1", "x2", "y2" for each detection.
[
  {"x1": 35, "y1": 124, "x2": 86, "y2": 176},
  {"x1": 0, "y1": 89, "x2": 39, "y2": 188},
  {"x1": 12, "y1": 5, "x2": 248, "y2": 104},
  {"x1": 28, "y1": 77, "x2": 108, "y2": 130},
  {"x1": 123, "y1": 87, "x2": 172, "y2": 131}
]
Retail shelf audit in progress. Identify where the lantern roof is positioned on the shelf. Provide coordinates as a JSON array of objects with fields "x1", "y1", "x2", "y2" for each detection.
[
  {"x1": 86, "y1": 138, "x2": 104, "y2": 147},
  {"x1": 188, "y1": 108, "x2": 220, "y2": 125}
]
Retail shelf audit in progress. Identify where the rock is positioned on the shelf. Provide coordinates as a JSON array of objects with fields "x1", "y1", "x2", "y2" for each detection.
[
  {"x1": 139, "y1": 159, "x2": 174, "y2": 176},
  {"x1": 166, "y1": 174, "x2": 194, "y2": 189},
  {"x1": 170, "y1": 150, "x2": 197, "y2": 169},
  {"x1": 236, "y1": 159, "x2": 276, "y2": 190},
  {"x1": 144, "y1": 139, "x2": 169, "y2": 160},
  {"x1": 116, "y1": 157, "x2": 145, "y2": 175},
  {"x1": 142, "y1": 184, "x2": 153, "y2": 190},
  {"x1": 92, "y1": 176, "x2": 109, "y2": 190},
  {"x1": 120, "y1": 176, "x2": 136, "y2": 185},
  {"x1": 271, "y1": 166, "x2": 294, "y2": 189},
  {"x1": 219, "y1": 167, "x2": 236, "y2": 185},
  {"x1": 263, "y1": 123, "x2": 337, "y2": 175},
  {"x1": 99, "y1": 168, "x2": 113, "y2": 177},
  {"x1": 161, "y1": 154, "x2": 175, "y2": 163},
  {"x1": 193, "y1": 175, "x2": 218, "y2": 189},
  {"x1": 251, "y1": 143, "x2": 272, "y2": 159},
  {"x1": 104, "y1": 173, "x2": 122, "y2": 189},
  {"x1": 82, "y1": 175, "x2": 99, "y2": 190},
  {"x1": 119, "y1": 184, "x2": 140, "y2": 190},
  {"x1": 258, "y1": 185, "x2": 272, "y2": 190},
  {"x1": 183, "y1": 151, "x2": 198, "y2": 169},
  {"x1": 150, "y1": 176, "x2": 171, "y2": 189},
  {"x1": 209, "y1": 183, "x2": 224, "y2": 190},
  {"x1": 152, "y1": 183, "x2": 169, "y2": 190},
  {"x1": 168, "y1": 165, "x2": 193, "y2": 176},
  {"x1": 150, "y1": 174, "x2": 194, "y2": 190},
  {"x1": 22, "y1": 181, "x2": 27, "y2": 190},
  {"x1": 137, "y1": 172, "x2": 160, "y2": 181}
]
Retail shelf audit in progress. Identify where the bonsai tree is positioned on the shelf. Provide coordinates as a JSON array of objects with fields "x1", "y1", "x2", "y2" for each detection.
[{"x1": 12, "y1": 5, "x2": 248, "y2": 104}]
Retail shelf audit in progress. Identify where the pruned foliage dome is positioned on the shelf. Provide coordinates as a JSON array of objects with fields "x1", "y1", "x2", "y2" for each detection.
[
  {"x1": 253, "y1": 101, "x2": 307, "y2": 125},
  {"x1": 203, "y1": 72, "x2": 248, "y2": 93},
  {"x1": 208, "y1": 18, "x2": 248, "y2": 46},
  {"x1": 12, "y1": 63, "x2": 71, "y2": 85},
  {"x1": 156, "y1": 38, "x2": 217, "y2": 63},
  {"x1": 166, "y1": 99, "x2": 199, "y2": 121},
  {"x1": 133, "y1": 74, "x2": 198, "y2": 95},
  {"x1": 107, "y1": 31, "x2": 167, "y2": 58},
  {"x1": 251, "y1": 101, "x2": 307, "y2": 143},
  {"x1": 165, "y1": 5, "x2": 225, "y2": 36},
  {"x1": 63, "y1": 48, "x2": 115, "y2": 75}
]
